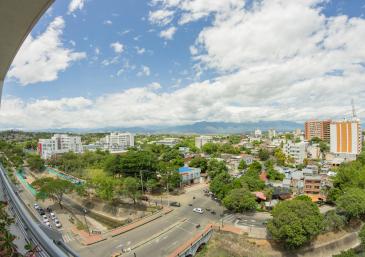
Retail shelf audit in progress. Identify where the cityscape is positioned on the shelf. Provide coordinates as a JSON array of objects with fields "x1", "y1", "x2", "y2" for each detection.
[{"x1": 1, "y1": 1, "x2": 365, "y2": 257}]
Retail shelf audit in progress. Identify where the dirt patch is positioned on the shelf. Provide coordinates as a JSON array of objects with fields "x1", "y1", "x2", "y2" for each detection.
[{"x1": 195, "y1": 231, "x2": 269, "y2": 257}]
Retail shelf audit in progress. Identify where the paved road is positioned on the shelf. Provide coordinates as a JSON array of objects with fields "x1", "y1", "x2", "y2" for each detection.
[
  {"x1": 15, "y1": 175, "x2": 271, "y2": 257},
  {"x1": 69, "y1": 185, "x2": 225, "y2": 257}
]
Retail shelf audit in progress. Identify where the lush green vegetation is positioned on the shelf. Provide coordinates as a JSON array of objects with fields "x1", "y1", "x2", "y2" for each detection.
[{"x1": 267, "y1": 197, "x2": 324, "y2": 249}]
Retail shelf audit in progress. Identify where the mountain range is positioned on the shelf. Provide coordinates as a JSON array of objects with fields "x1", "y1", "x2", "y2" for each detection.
[{"x1": 38, "y1": 121, "x2": 303, "y2": 134}]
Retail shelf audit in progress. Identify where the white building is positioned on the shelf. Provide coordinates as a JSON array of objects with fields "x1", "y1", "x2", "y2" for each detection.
[
  {"x1": 283, "y1": 141, "x2": 308, "y2": 164},
  {"x1": 254, "y1": 129, "x2": 262, "y2": 138},
  {"x1": 195, "y1": 136, "x2": 213, "y2": 149},
  {"x1": 38, "y1": 134, "x2": 83, "y2": 159},
  {"x1": 99, "y1": 132, "x2": 134, "y2": 153},
  {"x1": 37, "y1": 139, "x2": 56, "y2": 159},
  {"x1": 155, "y1": 138, "x2": 179, "y2": 147},
  {"x1": 268, "y1": 129, "x2": 276, "y2": 139}
]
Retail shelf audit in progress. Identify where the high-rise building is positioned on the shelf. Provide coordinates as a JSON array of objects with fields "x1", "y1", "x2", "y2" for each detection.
[
  {"x1": 304, "y1": 120, "x2": 331, "y2": 141},
  {"x1": 195, "y1": 136, "x2": 213, "y2": 149},
  {"x1": 254, "y1": 129, "x2": 262, "y2": 138},
  {"x1": 268, "y1": 129, "x2": 276, "y2": 139},
  {"x1": 330, "y1": 119, "x2": 362, "y2": 156},
  {"x1": 283, "y1": 141, "x2": 308, "y2": 164},
  {"x1": 99, "y1": 132, "x2": 135, "y2": 152},
  {"x1": 38, "y1": 134, "x2": 83, "y2": 159}
]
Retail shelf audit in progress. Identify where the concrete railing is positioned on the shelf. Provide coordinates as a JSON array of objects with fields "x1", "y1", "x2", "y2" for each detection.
[{"x1": 0, "y1": 163, "x2": 79, "y2": 257}]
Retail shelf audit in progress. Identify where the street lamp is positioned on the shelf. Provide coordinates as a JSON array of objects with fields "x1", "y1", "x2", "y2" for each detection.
[{"x1": 83, "y1": 208, "x2": 91, "y2": 235}]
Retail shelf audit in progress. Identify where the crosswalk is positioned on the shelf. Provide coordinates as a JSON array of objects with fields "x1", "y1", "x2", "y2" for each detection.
[
  {"x1": 62, "y1": 232, "x2": 75, "y2": 243},
  {"x1": 221, "y1": 214, "x2": 237, "y2": 224}
]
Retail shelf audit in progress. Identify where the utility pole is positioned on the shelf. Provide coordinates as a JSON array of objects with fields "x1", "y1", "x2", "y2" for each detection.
[
  {"x1": 83, "y1": 209, "x2": 91, "y2": 235},
  {"x1": 139, "y1": 170, "x2": 144, "y2": 195}
]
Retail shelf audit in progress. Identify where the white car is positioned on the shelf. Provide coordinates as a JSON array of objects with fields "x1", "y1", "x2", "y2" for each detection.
[
  {"x1": 193, "y1": 208, "x2": 204, "y2": 214},
  {"x1": 45, "y1": 221, "x2": 52, "y2": 228},
  {"x1": 50, "y1": 212, "x2": 56, "y2": 220},
  {"x1": 43, "y1": 217, "x2": 49, "y2": 223},
  {"x1": 34, "y1": 203, "x2": 39, "y2": 209},
  {"x1": 54, "y1": 219, "x2": 62, "y2": 228}
]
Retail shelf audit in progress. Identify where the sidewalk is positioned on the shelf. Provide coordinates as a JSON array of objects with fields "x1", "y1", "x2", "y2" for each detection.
[
  {"x1": 109, "y1": 208, "x2": 172, "y2": 237},
  {"x1": 71, "y1": 227, "x2": 106, "y2": 246}
]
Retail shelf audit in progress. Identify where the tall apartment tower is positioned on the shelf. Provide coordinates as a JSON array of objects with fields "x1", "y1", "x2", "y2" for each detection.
[
  {"x1": 304, "y1": 120, "x2": 331, "y2": 141},
  {"x1": 330, "y1": 119, "x2": 362, "y2": 156}
]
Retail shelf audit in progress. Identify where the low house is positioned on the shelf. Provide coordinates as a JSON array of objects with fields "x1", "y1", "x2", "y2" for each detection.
[
  {"x1": 304, "y1": 175, "x2": 322, "y2": 195},
  {"x1": 178, "y1": 166, "x2": 201, "y2": 185}
]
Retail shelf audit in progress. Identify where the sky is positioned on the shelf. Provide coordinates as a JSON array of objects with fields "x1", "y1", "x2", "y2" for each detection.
[{"x1": 2, "y1": 0, "x2": 365, "y2": 130}]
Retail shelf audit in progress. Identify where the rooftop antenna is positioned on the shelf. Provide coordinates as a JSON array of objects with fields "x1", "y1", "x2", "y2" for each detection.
[{"x1": 351, "y1": 99, "x2": 357, "y2": 119}]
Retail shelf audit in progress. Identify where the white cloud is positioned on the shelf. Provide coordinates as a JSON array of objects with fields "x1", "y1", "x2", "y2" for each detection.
[
  {"x1": 110, "y1": 42, "x2": 124, "y2": 54},
  {"x1": 149, "y1": 9, "x2": 174, "y2": 26},
  {"x1": 68, "y1": 0, "x2": 86, "y2": 14},
  {"x1": 103, "y1": 20, "x2": 113, "y2": 25},
  {"x1": 135, "y1": 46, "x2": 146, "y2": 55},
  {"x1": 159, "y1": 26, "x2": 177, "y2": 40},
  {"x1": 7, "y1": 17, "x2": 86, "y2": 86},
  {"x1": 4, "y1": 0, "x2": 365, "y2": 129},
  {"x1": 137, "y1": 65, "x2": 151, "y2": 76},
  {"x1": 95, "y1": 47, "x2": 100, "y2": 55}
]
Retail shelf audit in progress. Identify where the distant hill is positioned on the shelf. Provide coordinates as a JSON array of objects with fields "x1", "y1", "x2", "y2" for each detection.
[{"x1": 36, "y1": 120, "x2": 302, "y2": 134}]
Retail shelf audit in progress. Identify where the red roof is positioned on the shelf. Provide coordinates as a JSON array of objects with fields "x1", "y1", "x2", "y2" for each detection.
[
  {"x1": 259, "y1": 171, "x2": 268, "y2": 182},
  {"x1": 254, "y1": 191, "x2": 267, "y2": 201}
]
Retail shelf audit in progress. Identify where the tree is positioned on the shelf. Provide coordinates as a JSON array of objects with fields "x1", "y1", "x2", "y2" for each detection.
[
  {"x1": 27, "y1": 154, "x2": 45, "y2": 172},
  {"x1": 123, "y1": 177, "x2": 140, "y2": 206},
  {"x1": 207, "y1": 159, "x2": 228, "y2": 179},
  {"x1": 202, "y1": 142, "x2": 219, "y2": 155},
  {"x1": 258, "y1": 148, "x2": 270, "y2": 161},
  {"x1": 223, "y1": 188, "x2": 257, "y2": 212},
  {"x1": 323, "y1": 210, "x2": 346, "y2": 232},
  {"x1": 104, "y1": 154, "x2": 122, "y2": 177},
  {"x1": 209, "y1": 172, "x2": 232, "y2": 200},
  {"x1": 89, "y1": 175, "x2": 118, "y2": 201},
  {"x1": 32, "y1": 177, "x2": 74, "y2": 208},
  {"x1": 146, "y1": 179, "x2": 158, "y2": 193},
  {"x1": 189, "y1": 156, "x2": 208, "y2": 172},
  {"x1": 267, "y1": 199, "x2": 324, "y2": 249},
  {"x1": 267, "y1": 168, "x2": 285, "y2": 181},
  {"x1": 294, "y1": 195, "x2": 312, "y2": 202},
  {"x1": 319, "y1": 141, "x2": 329, "y2": 159},
  {"x1": 158, "y1": 162, "x2": 182, "y2": 190},
  {"x1": 336, "y1": 188, "x2": 365, "y2": 219},
  {"x1": 274, "y1": 148, "x2": 286, "y2": 166},
  {"x1": 326, "y1": 188, "x2": 342, "y2": 204},
  {"x1": 238, "y1": 159, "x2": 247, "y2": 170},
  {"x1": 333, "y1": 250, "x2": 357, "y2": 257},
  {"x1": 240, "y1": 174, "x2": 265, "y2": 191},
  {"x1": 0, "y1": 203, "x2": 20, "y2": 257}
]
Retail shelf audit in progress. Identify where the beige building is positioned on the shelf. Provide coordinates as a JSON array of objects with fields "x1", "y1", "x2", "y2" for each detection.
[
  {"x1": 330, "y1": 119, "x2": 362, "y2": 156},
  {"x1": 304, "y1": 120, "x2": 331, "y2": 142}
]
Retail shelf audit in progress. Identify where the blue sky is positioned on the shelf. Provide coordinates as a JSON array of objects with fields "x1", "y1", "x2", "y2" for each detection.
[{"x1": 2, "y1": 0, "x2": 365, "y2": 129}]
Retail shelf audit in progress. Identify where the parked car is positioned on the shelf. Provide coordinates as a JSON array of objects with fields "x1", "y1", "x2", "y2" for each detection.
[
  {"x1": 42, "y1": 217, "x2": 49, "y2": 223},
  {"x1": 33, "y1": 203, "x2": 39, "y2": 209},
  {"x1": 193, "y1": 208, "x2": 204, "y2": 214},
  {"x1": 38, "y1": 209, "x2": 46, "y2": 216},
  {"x1": 211, "y1": 210, "x2": 216, "y2": 215},
  {"x1": 169, "y1": 202, "x2": 181, "y2": 207},
  {"x1": 45, "y1": 221, "x2": 52, "y2": 228},
  {"x1": 46, "y1": 207, "x2": 52, "y2": 213},
  {"x1": 50, "y1": 212, "x2": 56, "y2": 220},
  {"x1": 54, "y1": 219, "x2": 62, "y2": 228}
]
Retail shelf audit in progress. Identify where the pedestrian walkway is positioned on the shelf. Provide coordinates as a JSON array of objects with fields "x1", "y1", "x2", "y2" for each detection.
[
  {"x1": 222, "y1": 214, "x2": 237, "y2": 223},
  {"x1": 62, "y1": 232, "x2": 75, "y2": 243}
]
